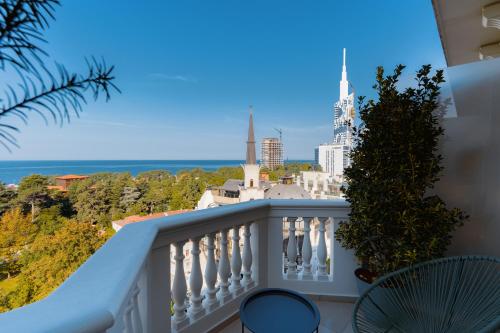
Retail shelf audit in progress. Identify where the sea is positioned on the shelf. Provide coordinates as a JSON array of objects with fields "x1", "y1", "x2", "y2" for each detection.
[{"x1": 0, "y1": 160, "x2": 309, "y2": 185}]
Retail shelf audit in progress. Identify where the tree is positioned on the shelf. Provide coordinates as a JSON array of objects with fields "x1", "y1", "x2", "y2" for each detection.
[
  {"x1": 0, "y1": 0, "x2": 118, "y2": 150},
  {"x1": 0, "y1": 184, "x2": 16, "y2": 216},
  {"x1": 5, "y1": 221, "x2": 108, "y2": 309},
  {"x1": 120, "y1": 186, "x2": 141, "y2": 211},
  {"x1": 72, "y1": 180, "x2": 113, "y2": 226},
  {"x1": 35, "y1": 205, "x2": 67, "y2": 235},
  {"x1": 0, "y1": 208, "x2": 37, "y2": 279},
  {"x1": 137, "y1": 177, "x2": 173, "y2": 214},
  {"x1": 335, "y1": 65, "x2": 467, "y2": 277},
  {"x1": 16, "y1": 175, "x2": 49, "y2": 222},
  {"x1": 170, "y1": 173, "x2": 205, "y2": 210}
]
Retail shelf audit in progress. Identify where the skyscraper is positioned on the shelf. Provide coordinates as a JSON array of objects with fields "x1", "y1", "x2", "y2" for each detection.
[
  {"x1": 316, "y1": 48, "x2": 355, "y2": 181},
  {"x1": 333, "y1": 48, "x2": 355, "y2": 146},
  {"x1": 261, "y1": 137, "x2": 283, "y2": 170}
]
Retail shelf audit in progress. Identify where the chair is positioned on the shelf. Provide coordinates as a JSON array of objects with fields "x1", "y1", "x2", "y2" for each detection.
[{"x1": 352, "y1": 256, "x2": 500, "y2": 333}]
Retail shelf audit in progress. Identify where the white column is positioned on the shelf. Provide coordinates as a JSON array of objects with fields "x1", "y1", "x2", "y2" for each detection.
[
  {"x1": 124, "y1": 303, "x2": 133, "y2": 333},
  {"x1": 316, "y1": 218, "x2": 329, "y2": 280},
  {"x1": 231, "y1": 225, "x2": 243, "y2": 295},
  {"x1": 172, "y1": 241, "x2": 189, "y2": 330},
  {"x1": 217, "y1": 229, "x2": 232, "y2": 303},
  {"x1": 301, "y1": 218, "x2": 313, "y2": 280},
  {"x1": 189, "y1": 237, "x2": 205, "y2": 320},
  {"x1": 203, "y1": 233, "x2": 219, "y2": 311},
  {"x1": 242, "y1": 223, "x2": 254, "y2": 288},
  {"x1": 131, "y1": 285, "x2": 143, "y2": 333},
  {"x1": 286, "y1": 217, "x2": 298, "y2": 279}
]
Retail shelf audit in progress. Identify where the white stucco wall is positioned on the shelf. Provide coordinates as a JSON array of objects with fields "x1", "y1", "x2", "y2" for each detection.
[{"x1": 435, "y1": 57, "x2": 500, "y2": 257}]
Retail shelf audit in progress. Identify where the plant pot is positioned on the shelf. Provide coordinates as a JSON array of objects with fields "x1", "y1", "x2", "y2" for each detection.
[{"x1": 354, "y1": 268, "x2": 377, "y2": 296}]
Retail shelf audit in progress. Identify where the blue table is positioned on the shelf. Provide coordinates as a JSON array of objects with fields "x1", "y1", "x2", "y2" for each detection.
[{"x1": 239, "y1": 288, "x2": 321, "y2": 333}]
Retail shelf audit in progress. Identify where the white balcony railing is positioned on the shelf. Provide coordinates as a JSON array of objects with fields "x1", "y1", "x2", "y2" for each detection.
[{"x1": 0, "y1": 199, "x2": 358, "y2": 333}]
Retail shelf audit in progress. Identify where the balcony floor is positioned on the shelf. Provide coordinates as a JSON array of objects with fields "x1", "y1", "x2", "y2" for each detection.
[{"x1": 218, "y1": 299, "x2": 355, "y2": 333}]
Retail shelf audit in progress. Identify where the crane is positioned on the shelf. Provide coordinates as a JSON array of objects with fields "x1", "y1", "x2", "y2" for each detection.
[{"x1": 274, "y1": 128, "x2": 282, "y2": 143}]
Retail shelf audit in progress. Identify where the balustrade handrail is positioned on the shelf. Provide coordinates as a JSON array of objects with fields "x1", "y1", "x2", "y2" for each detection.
[{"x1": 0, "y1": 199, "x2": 349, "y2": 333}]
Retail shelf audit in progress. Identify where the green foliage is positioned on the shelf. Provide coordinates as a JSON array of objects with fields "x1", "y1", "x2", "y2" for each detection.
[
  {"x1": 170, "y1": 173, "x2": 205, "y2": 210},
  {"x1": 0, "y1": 208, "x2": 37, "y2": 279},
  {"x1": 263, "y1": 162, "x2": 313, "y2": 181},
  {"x1": 35, "y1": 206, "x2": 68, "y2": 235},
  {"x1": 335, "y1": 65, "x2": 467, "y2": 277},
  {"x1": 16, "y1": 175, "x2": 50, "y2": 220},
  {"x1": 0, "y1": 184, "x2": 16, "y2": 216},
  {"x1": 134, "y1": 171, "x2": 174, "y2": 214},
  {"x1": 5, "y1": 221, "x2": 109, "y2": 309}
]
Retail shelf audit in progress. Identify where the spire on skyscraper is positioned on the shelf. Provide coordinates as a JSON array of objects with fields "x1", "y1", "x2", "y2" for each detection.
[
  {"x1": 339, "y1": 48, "x2": 349, "y2": 101},
  {"x1": 246, "y1": 107, "x2": 257, "y2": 165}
]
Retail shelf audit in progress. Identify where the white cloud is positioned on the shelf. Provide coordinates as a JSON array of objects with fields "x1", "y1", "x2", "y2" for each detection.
[{"x1": 147, "y1": 73, "x2": 198, "y2": 83}]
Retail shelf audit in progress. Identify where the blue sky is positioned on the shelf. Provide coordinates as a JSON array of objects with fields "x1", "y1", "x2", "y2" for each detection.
[{"x1": 1, "y1": 0, "x2": 446, "y2": 160}]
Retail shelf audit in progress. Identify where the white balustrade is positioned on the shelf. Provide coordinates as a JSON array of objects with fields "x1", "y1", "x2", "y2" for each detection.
[
  {"x1": 203, "y1": 233, "x2": 219, "y2": 312},
  {"x1": 172, "y1": 241, "x2": 189, "y2": 330},
  {"x1": 230, "y1": 226, "x2": 243, "y2": 295},
  {"x1": 316, "y1": 218, "x2": 329, "y2": 280},
  {"x1": 189, "y1": 237, "x2": 205, "y2": 320},
  {"x1": 217, "y1": 229, "x2": 232, "y2": 303},
  {"x1": 301, "y1": 218, "x2": 313, "y2": 280},
  {"x1": 286, "y1": 217, "x2": 298, "y2": 279},
  {"x1": 242, "y1": 223, "x2": 254, "y2": 288}
]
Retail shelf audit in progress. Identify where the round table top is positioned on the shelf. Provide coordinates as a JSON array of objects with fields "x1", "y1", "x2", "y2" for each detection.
[{"x1": 239, "y1": 288, "x2": 321, "y2": 333}]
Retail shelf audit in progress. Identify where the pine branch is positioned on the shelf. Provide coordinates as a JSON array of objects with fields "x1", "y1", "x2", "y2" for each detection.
[
  {"x1": 0, "y1": 0, "x2": 120, "y2": 151},
  {"x1": 0, "y1": 59, "x2": 120, "y2": 151},
  {"x1": 0, "y1": 0, "x2": 59, "y2": 73}
]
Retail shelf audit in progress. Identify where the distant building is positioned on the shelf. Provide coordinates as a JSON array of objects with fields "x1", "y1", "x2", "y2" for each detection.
[
  {"x1": 316, "y1": 48, "x2": 355, "y2": 181},
  {"x1": 265, "y1": 175, "x2": 310, "y2": 199},
  {"x1": 295, "y1": 170, "x2": 342, "y2": 199},
  {"x1": 48, "y1": 174, "x2": 89, "y2": 192},
  {"x1": 261, "y1": 137, "x2": 283, "y2": 170}
]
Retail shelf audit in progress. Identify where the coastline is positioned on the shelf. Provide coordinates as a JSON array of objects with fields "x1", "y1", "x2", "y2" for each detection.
[{"x1": 0, "y1": 160, "x2": 312, "y2": 185}]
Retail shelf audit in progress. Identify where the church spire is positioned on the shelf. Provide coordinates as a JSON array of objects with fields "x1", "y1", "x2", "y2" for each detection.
[
  {"x1": 246, "y1": 106, "x2": 257, "y2": 165},
  {"x1": 339, "y1": 48, "x2": 349, "y2": 101}
]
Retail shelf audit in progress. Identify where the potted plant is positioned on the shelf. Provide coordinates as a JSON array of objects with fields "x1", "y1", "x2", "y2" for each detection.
[{"x1": 335, "y1": 65, "x2": 467, "y2": 294}]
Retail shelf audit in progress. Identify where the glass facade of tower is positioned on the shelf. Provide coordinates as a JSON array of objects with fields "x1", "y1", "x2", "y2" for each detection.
[{"x1": 333, "y1": 95, "x2": 355, "y2": 145}]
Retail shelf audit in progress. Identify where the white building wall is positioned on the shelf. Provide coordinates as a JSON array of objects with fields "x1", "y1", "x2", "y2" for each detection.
[
  {"x1": 435, "y1": 57, "x2": 500, "y2": 257},
  {"x1": 318, "y1": 144, "x2": 335, "y2": 177}
]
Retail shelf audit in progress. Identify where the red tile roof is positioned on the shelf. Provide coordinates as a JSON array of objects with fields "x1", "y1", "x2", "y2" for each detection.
[
  {"x1": 55, "y1": 174, "x2": 89, "y2": 180},
  {"x1": 112, "y1": 210, "x2": 192, "y2": 228}
]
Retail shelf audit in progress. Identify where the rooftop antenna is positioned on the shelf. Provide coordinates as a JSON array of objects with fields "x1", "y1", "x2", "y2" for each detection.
[{"x1": 274, "y1": 128, "x2": 282, "y2": 142}]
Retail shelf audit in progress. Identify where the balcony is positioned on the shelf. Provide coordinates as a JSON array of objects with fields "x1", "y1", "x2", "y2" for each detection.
[{"x1": 0, "y1": 199, "x2": 358, "y2": 333}]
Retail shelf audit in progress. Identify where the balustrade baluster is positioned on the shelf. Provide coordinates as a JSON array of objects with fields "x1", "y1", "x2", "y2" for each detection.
[
  {"x1": 231, "y1": 225, "x2": 243, "y2": 295},
  {"x1": 218, "y1": 229, "x2": 232, "y2": 303},
  {"x1": 242, "y1": 223, "x2": 254, "y2": 288},
  {"x1": 189, "y1": 237, "x2": 206, "y2": 320},
  {"x1": 316, "y1": 218, "x2": 329, "y2": 280},
  {"x1": 172, "y1": 241, "x2": 189, "y2": 330},
  {"x1": 124, "y1": 303, "x2": 133, "y2": 333},
  {"x1": 203, "y1": 233, "x2": 219, "y2": 311},
  {"x1": 301, "y1": 218, "x2": 313, "y2": 280},
  {"x1": 131, "y1": 285, "x2": 143, "y2": 333},
  {"x1": 286, "y1": 217, "x2": 298, "y2": 279}
]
